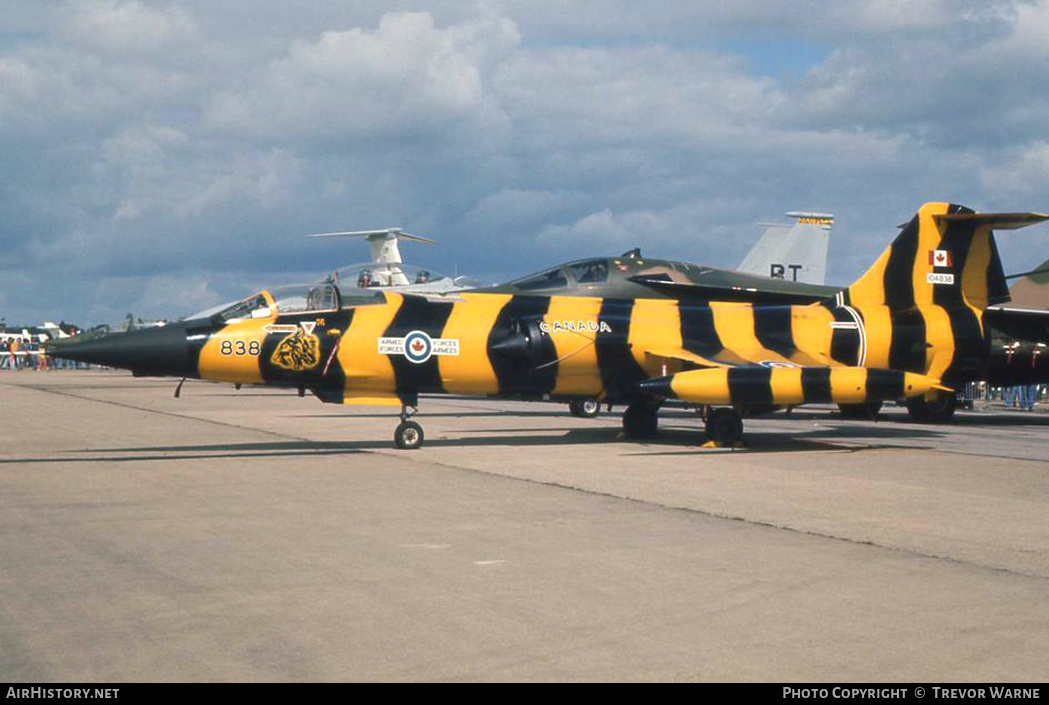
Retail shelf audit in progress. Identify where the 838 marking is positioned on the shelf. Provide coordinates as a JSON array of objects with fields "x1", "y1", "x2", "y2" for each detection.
[{"x1": 220, "y1": 340, "x2": 261, "y2": 356}]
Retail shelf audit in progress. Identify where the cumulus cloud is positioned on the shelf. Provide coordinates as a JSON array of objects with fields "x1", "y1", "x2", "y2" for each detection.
[
  {"x1": 61, "y1": 0, "x2": 199, "y2": 55},
  {"x1": 205, "y1": 10, "x2": 519, "y2": 142},
  {"x1": 1, "y1": 2, "x2": 1048, "y2": 326}
]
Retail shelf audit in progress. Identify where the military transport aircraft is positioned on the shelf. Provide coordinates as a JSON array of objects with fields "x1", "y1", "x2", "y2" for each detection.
[{"x1": 49, "y1": 202, "x2": 1047, "y2": 449}]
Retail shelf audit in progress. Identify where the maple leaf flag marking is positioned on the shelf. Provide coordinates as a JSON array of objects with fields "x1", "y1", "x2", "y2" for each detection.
[{"x1": 929, "y1": 250, "x2": 953, "y2": 267}]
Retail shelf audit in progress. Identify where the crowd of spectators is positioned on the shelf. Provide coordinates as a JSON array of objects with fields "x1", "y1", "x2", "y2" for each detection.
[
  {"x1": 967, "y1": 382, "x2": 1045, "y2": 411},
  {"x1": 0, "y1": 337, "x2": 85, "y2": 371}
]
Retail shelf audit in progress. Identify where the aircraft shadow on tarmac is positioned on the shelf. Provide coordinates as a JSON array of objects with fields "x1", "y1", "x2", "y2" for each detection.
[
  {"x1": 13, "y1": 407, "x2": 1037, "y2": 465},
  {"x1": 0, "y1": 442, "x2": 369, "y2": 466},
  {"x1": 38, "y1": 417, "x2": 950, "y2": 462}
]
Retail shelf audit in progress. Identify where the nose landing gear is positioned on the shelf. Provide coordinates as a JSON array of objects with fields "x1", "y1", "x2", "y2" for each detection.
[{"x1": 394, "y1": 403, "x2": 424, "y2": 450}]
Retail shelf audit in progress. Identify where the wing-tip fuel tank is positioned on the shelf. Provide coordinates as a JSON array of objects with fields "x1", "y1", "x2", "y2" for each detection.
[{"x1": 638, "y1": 367, "x2": 948, "y2": 407}]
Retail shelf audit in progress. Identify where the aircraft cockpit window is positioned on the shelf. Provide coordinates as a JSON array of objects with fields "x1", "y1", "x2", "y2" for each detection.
[
  {"x1": 219, "y1": 294, "x2": 271, "y2": 322},
  {"x1": 513, "y1": 267, "x2": 569, "y2": 291},
  {"x1": 269, "y1": 284, "x2": 339, "y2": 314},
  {"x1": 568, "y1": 260, "x2": 609, "y2": 284},
  {"x1": 338, "y1": 288, "x2": 387, "y2": 307}
]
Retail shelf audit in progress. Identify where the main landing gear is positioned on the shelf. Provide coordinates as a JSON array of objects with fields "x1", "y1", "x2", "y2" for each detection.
[
  {"x1": 394, "y1": 403, "x2": 424, "y2": 450},
  {"x1": 622, "y1": 399, "x2": 660, "y2": 438},
  {"x1": 905, "y1": 390, "x2": 956, "y2": 424},
  {"x1": 837, "y1": 401, "x2": 883, "y2": 420},
  {"x1": 569, "y1": 398, "x2": 601, "y2": 418},
  {"x1": 624, "y1": 399, "x2": 746, "y2": 446},
  {"x1": 704, "y1": 407, "x2": 744, "y2": 446}
]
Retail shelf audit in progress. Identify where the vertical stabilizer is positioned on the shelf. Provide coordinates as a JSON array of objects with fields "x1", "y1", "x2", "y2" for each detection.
[
  {"x1": 844, "y1": 203, "x2": 1046, "y2": 311},
  {"x1": 738, "y1": 212, "x2": 833, "y2": 285}
]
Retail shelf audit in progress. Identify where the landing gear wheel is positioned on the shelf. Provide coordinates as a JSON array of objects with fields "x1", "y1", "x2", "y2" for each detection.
[
  {"x1": 394, "y1": 420, "x2": 424, "y2": 450},
  {"x1": 705, "y1": 408, "x2": 744, "y2": 445},
  {"x1": 838, "y1": 401, "x2": 883, "y2": 420},
  {"x1": 623, "y1": 401, "x2": 659, "y2": 438},
  {"x1": 906, "y1": 391, "x2": 956, "y2": 424},
  {"x1": 569, "y1": 399, "x2": 601, "y2": 418}
]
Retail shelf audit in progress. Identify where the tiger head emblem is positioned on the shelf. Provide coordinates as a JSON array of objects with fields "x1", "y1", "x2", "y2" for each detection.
[{"x1": 271, "y1": 329, "x2": 321, "y2": 371}]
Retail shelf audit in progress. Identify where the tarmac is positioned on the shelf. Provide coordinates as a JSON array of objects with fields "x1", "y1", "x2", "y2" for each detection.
[{"x1": 1, "y1": 370, "x2": 1047, "y2": 682}]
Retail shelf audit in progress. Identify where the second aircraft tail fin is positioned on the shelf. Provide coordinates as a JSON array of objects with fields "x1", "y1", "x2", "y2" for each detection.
[{"x1": 738, "y1": 212, "x2": 833, "y2": 285}]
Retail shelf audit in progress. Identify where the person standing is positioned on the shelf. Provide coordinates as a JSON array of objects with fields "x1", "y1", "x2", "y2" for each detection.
[
  {"x1": 9, "y1": 337, "x2": 20, "y2": 370},
  {"x1": 1022, "y1": 384, "x2": 1038, "y2": 411}
]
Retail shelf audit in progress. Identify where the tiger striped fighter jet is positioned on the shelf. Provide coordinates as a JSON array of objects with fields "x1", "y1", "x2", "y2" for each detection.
[{"x1": 50, "y1": 203, "x2": 1047, "y2": 448}]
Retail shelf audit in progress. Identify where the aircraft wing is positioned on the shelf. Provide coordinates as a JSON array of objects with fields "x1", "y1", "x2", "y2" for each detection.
[
  {"x1": 629, "y1": 274, "x2": 837, "y2": 305},
  {"x1": 643, "y1": 347, "x2": 734, "y2": 369},
  {"x1": 984, "y1": 306, "x2": 1049, "y2": 341}
]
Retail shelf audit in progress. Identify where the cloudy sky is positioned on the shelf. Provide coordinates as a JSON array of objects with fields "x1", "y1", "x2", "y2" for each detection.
[{"x1": 2, "y1": 0, "x2": 1049, "y2": 326}]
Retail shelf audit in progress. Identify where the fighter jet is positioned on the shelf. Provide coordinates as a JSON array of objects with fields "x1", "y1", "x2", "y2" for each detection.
[
  {"x1": 306, "y1": 227, "x2": 477, "y2": 294},
  {"x1": 477, "y1": 212, "x2": 837, "y2": 306},
  {"x1": 49, "y1": 202, "x2": 1048, "y2": 449}
]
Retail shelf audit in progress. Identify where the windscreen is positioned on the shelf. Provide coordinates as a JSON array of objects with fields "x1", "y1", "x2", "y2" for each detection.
[
  {"x1": 269, "y1": 284, "x2": 339, "y2": 314},
  {"x1": 218, "y1": 293, "x2": 271, "y2": 321}
]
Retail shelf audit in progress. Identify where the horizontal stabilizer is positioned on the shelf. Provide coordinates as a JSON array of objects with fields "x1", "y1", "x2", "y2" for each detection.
[
  {"x1": 639, "y1": 366, "x2": 946, "y2": 406},
  {"x1": 306, "y1": 228, "x2": 438, "y2": 244},
  {"x1": 932, "y1": 212, "x2": 1048, "y2": 230}
]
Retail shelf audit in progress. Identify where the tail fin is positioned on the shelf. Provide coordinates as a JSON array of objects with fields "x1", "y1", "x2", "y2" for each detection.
[
  {"x1": 738, "y1": 212, "x2": 833, "y2": 285},
  {"x1": 845, "y1": 202, "x2": 1047, "y2": 311},
  {"x1": 1006, "y1": 256, "x2": 1049, "y2": 310}
]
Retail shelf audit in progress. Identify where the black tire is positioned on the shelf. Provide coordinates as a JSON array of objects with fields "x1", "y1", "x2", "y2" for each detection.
[
  {"x1": 906, "y1": 391, "x2": 956, "y2": 424},
  {"x1": 394, "y1": 420, "x2": 425, "y2": 449},
  {"x1": 623, "y1": 402, "x2": 659, "y2": 438},
  {"x1": 838, "y1": 401, "x2": 883, "y2": 420},
  {"x1": 569, "y1": 399, "x2": 601, "y2": 418},
  {"x1": 705, "y1": 408, "x2": 744, "y2": 445}
]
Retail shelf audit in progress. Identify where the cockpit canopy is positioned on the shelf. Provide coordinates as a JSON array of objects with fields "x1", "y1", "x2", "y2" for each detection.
[
  {"x1": 185, "y1": 282, "x2": 384, "y2": 322},
  {"x1": 506, "y1": 258, "x2": 612, "y2": 291},
  {"x1": 331, "y1": 262, "x2": 454, "y2": 289}
]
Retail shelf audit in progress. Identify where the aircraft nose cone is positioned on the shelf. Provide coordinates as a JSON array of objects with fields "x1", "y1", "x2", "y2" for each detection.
[{"x1": 48, "y1": 323, "x2": 194, "y2": 377}]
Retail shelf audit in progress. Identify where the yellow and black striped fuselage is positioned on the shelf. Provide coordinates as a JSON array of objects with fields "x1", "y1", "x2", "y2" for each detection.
[{"x1": 187, "y1": 291, "x2": 987, "y2": 406}]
